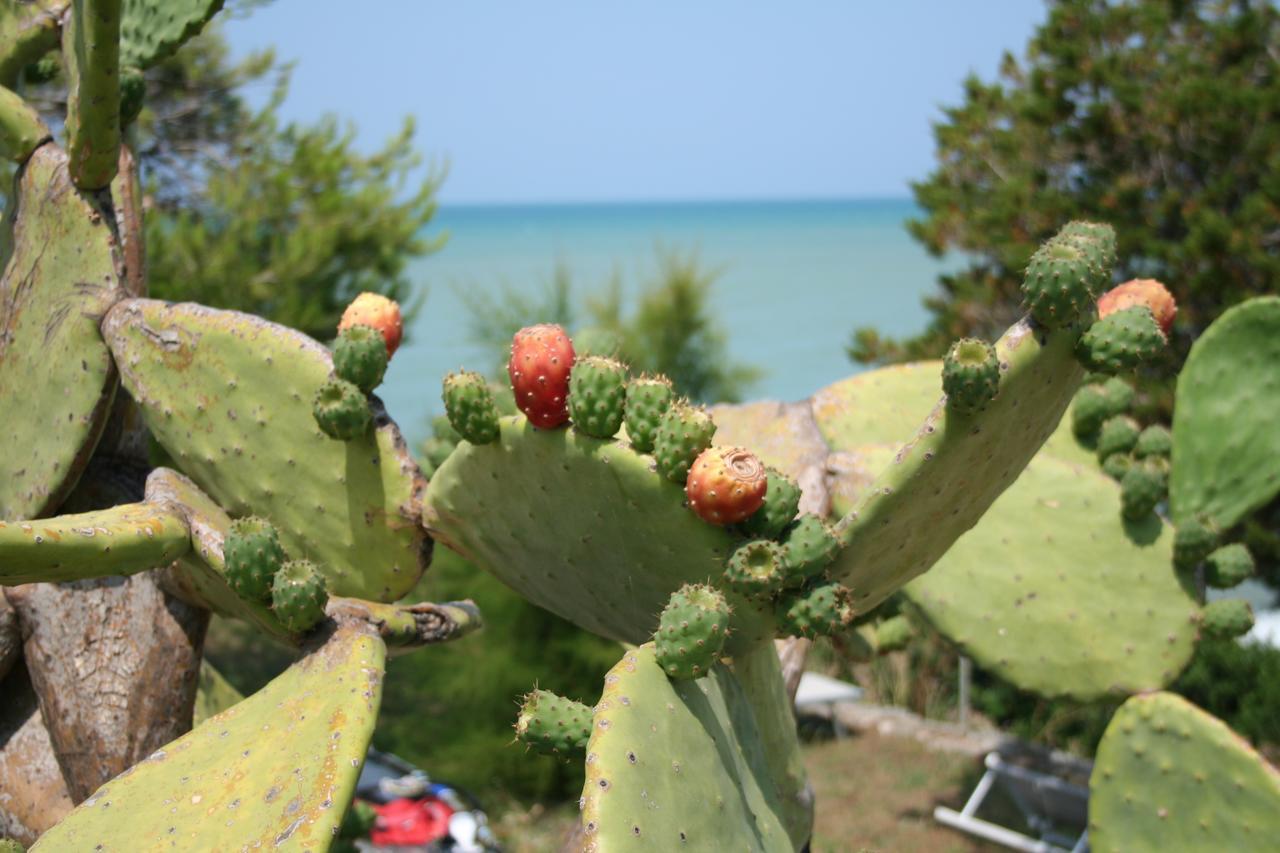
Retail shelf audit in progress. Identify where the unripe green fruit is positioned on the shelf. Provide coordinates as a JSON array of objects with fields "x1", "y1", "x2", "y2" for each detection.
[
  {"x1": 333, "y1": 324, "x2": 389, "y2": 393},
  {"x1": 652, "y1": 403, "x2": 716, "y2": 482},
  {"x1": 1057, "y1": 221, "x2": 1117, "y2": 272},
  {"x1": 942, "y1": 338, "x2": 1000, "y2": 415},
  {"x1": 738, "y1": 467, "x2": 802, "y2": 540},
  {"x1": 568, "y1": 356, "x2": 628, "y2": 438},
  {"x1": 724, "y1": 540, "x2": 787, "y2": 598},
  {"x1": 515, "y1": 689, "x2": 593, "y2": 756},
  {"x1": 1200, "y1": 598, "x2": 1254, "y2": 640},
  {"x1": 1101, "y1": 452, "x2": 1134, "y2": 482},
  {"x1": 1096, "y1": 415, "x2": 1141, "y2": 462},
  {"x1": 873, "y1": 615, "x2": 913, "y2": 653},
  {"x1": 1174, "y1": 517, "x2": 1219, "y2": 572},
  {"x1": 313, "y1": 378, "x2": 372, "y2": 440},
  {"x1": 1205, "y1": 543, "x2": 1255, "y2": 589},
  {"x1": 776, "y1": 581, "x2": 855, "y2": 639},
  {"x1": 1022, "y1": 238, "x2": 1101, "y2": 328},
  {"x1": 1120, "y1": 458, "x2": 1168, "y2": 521},
  {"x1": 654, "y1": 584, "x2": 730, "y2": 680},
  {"x1": 271, "y1": 559, "x2": 329, "y2": 633},
  {"x1": 624, "y1": 375, "x2": 674, "y2": 454},
  {"x1": 223, "y1": 516, "x2": 285, "y2": 603},
  {"x1": 781, "y1": 515, "x2": 841, "y2": 585},
  {"x1": 1077, "y1": 306, "x2": 1166, "y2": 374},
  {"x1": 442, "y1": 370, "x2": 500, "y2": 444},
  {"x1": 1133, "y1": 425, "x2": 1172, "y2": 459}
]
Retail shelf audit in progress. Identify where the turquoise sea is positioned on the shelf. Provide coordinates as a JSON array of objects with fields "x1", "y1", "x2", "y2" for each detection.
[{"x1": 380, "y1": 198, "x2": 954, "y2": 444}]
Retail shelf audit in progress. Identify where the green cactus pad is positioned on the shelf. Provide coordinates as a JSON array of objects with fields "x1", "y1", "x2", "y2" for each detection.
[
  {"x1": 1096, "y1": 415, "x2": 1141, "y2": 461},
  {"x1": 0, "y1": 85, "x2": 50, "y2": 162},
  {"x1": 828, "y1": 318, "x2": 1085, "y2": 613},
  {"x1": 1120, "y1": 458, "x2": 1168, "y2": 521},
  {"x1": 0, "y1": 1, "x2": 67, "y2": 87},
  {"x1": 776, "y1": 581, "x2": 855, "y2": 639},
  {"x1": 906, "y1": 454, "x2": 1199, "y2": 700},
  {"x1": 781, "y1": 514, "x2": 840, "y2": 585},
  {"x1": 271, "y1": 559, "x2": 329, "y2": 634},
  {"x1": 1205, "y1": 543, "x2": 1255, "y2": 589},
  {"x1": 1022, "y1": 237, "x2": 1102, "y2": 328},
  {"x1": 1089, "y1": 692, "x2": 1280, "y2": 852},
  {"x1": 0, "y1": 500, "x2": 189, "y2": 585},
  {"x1": 117, "y1": 64, "x2": 145, "y2": 126},
  {"x1": 723, "y1": 540, "x2": 788, "y2": 599},
  {"x1": 62, "y1": 0, "x2": 122, "y2": 189},
  {"x1": 568, "y1": 355, "x2": 628, "y2": 439},
  {"x1": 332, "y1": 324, "x2": 388, "y2": 393},
  {"x1": 580, "y1": 644, "x2": 799, "y2": 852},
  {"x1": 654, "y1": 583, "x2": 731, "y2": 679},
  {"x1": 1077, "y1": 305, "x2": 1166, "y2": 373},
  {"x1": 811, "y1": 361, "x2": 941, "y2": 454},
  {"x1": 872, "y1": 615, "x2": 913, "y2": 653},
  {"x1": 623, "y1": 374, "x2": 673, "y2": 453},
  {"x1": 222, "y1": 516, "x2": 285, "y2": 603},
  {"x1": 942, "y1": 338, "x2": 1000, "y2": 415},
  {"x1": 33, "y1": 623, "x2": 385, "y2": 851},
  {"x1": 1102, "y1": 452, "x2": 1134, "y2": 481},
  {"x1": 192, "y1": 660, "x2": 243, "y2": 726},
  {"x1": 652, "y1": 402, "x2": 717, "y2": 482},
  {"x1": 424, "y1": 418, "x2": 774, "y2": 652},
  {"x1": 1173, "y1": 517, "x2": 1219, "y2": 572},
  {"x1": 102, "y1": 299, "x2": 431, "y2": 601},
  {"x1": 1170, "y1": 297, "x2": 1280, "y2": 530},
  {"x1": 515, "y1": 689, "x2": 593, "y2": 756},
  {"x1": 442, "y1": 370, "x2": 500, "y2": 445},
  {"x1": 738, "y1": 467, "x2": 801, "y2": 540},
  {"x1": 1201, "y1": 598, "x2": 1254, "y2": 640},
  {"x1": 119, "y1": 0, "x2": 225, "y2": 69},
  {"x1": 313, "y1": 377, "x2": 373, "y2": 440},
  {"x1": 0, "y1": 145, "x2": 122, "y2": 519}
]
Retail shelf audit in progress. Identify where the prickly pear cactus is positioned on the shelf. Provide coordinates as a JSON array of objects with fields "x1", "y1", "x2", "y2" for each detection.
[{"x1": 118, "y1": 0, "x2": 225, "y2": 69}]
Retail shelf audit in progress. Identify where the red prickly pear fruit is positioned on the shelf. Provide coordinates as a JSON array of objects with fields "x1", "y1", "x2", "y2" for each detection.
[
  {"x1": 1098, "y1": 279, "x2": 1176, "y2": 336},
  {"x1": 685, "y1": 446, "x2": 768, "y2": 526},
  {"x1": 508, "y1": 323, "x2": 576, "y2": 429},
  {"x1": 339, "y1": 292, "x2": 403, "y2": 356}
]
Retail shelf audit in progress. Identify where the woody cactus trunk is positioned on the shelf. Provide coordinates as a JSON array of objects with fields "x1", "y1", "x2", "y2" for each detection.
[{"x1": 2, "y1": 3, "x2": 1278, "y2": 851}]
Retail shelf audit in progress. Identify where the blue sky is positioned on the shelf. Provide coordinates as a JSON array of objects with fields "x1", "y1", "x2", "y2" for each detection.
[{"x1": 224, "y1": 1, "x2": 1046, "y2": 204}]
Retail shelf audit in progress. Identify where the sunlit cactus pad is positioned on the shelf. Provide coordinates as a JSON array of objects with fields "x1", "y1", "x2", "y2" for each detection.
[
  {"x1": 1089, "y1": 692, "x2": 1280, "y2": 852},
  {"x1": 102, "y1": 299, "x2": 430, "y2": 601},
  {"x1": 905, "y1": 453, "x2": 1199, "y2": 700},
  {"x1": 32, "y1": 623, "x2": 385, "y2": 851},
  {"x1": 580, "y1": 645, "x2": 795, "y2": 852},
  {"x1": 1170, "y1": 296, "x2": 1280, "y2": 529},
  {"x1": 119, "y1": 0, "x2": 226, "y2": 69},
  {"x1": 425, "y1": 418, "x2": 775, "y2": 650},
  {"x1": 0, "y1": 144, "x2": 121, "y2": 519}
]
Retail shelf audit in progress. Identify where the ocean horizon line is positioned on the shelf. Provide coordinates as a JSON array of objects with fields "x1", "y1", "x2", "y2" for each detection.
[{"x1": 435, "y1": 194, "x2": 915, "y2": 212}]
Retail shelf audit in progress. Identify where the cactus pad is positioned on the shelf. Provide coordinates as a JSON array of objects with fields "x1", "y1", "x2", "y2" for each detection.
[
  {"x1": 102, "y1": 299, "x2": 430, "y2": 601},
  {"x1": 1089, "y1": 692, "x2": 1280, "y2": 852},
  {"x1": 222, "y1": 516, "x2": 285, "y2": 603},
  {"x1": 442, "y1": 370, "x2": 500, "y2": 445},
  {"x1": 738, "y1": 467, "x2": 801, "y2": 540},
  {"x1": 515, "y1": 689, "x2": 593, "y2": 756},
  {"x1": 33, "y1": 623, "x2": 385, "y2": 851},
  {"x1": 1077, "y1": 305, "x2": 1166, "y2": 373},
  {"x1": 942, "y1": 338, "x2": 999, "y2": 414},
  {"x1": 775, "y1": 581, "x2": 855, "y2": 639},
  {"x1": 652, "y1": 403, "x2": 717, "y2": 483},
  {"x1": 332, "y1": 324, "x2": 387, "y2": 393},
  {"x1": 1200, "y1": 598, "x2": 1254, "y2": 640},
  {"x1": 724, "y1": 540, "x2": 787, "y2": 599},
  {"x1": 0, "y1": 145, "x2": 121, "y2": 519},
  {"x1": 119, "y1": 0, "x2": 225, "y2": 70},
  {"x1": 1, "y1": 85, "x2": 50, "y2": 162},
  {"x1": 271, "y1": 559, "x2": 329, "y2": 634},
  {"x1": 1170, "y1": 297, "x2": 1280, "y2": 530},
  {"x1": 654, "y1": 584, "x2": 730, "y2": 680},
  {"x1": 906, "y1": 454, "x2": 1199, "y2": 700},
  {"x1": 1204, "y1": 543, "x2": 1255, "y2": 589},
  {"x1": 62, "y1": 0, "x2": 122, "y2": 189},
  {"x1": 580, "y1": 644, "x2": 797, "y2": 851},
  {"x1": 568, "y1": 355, "x2": 628, "y2": 439},
  {"x1": 623, "y1": 374, "x2": 673, "y2": 453}
]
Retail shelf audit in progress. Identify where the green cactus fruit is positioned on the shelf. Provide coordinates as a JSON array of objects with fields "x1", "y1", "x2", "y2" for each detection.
[
  {"x1": 1133, "y1": 424, "x2": 1172, "y2": 459},
  {"x1": 333, "y1": 324, "x2": 389, "y2": 393},
  {"x1": 1174, "y1": 516, "x2": 1220, "y2": 572},
  {"x1": 442, "y1": 370, "x2": 500, "y2": 445},
  {"x1": 624, "y1": 375, "x2": 675, "y2": 454},
  {"x1": 514, "y1": 689, "x2": 594, "y2": 756},
  {"x1": 1101, "y1": 452, "x2": 1134, "y2": 482},
  {"x1": 1071, "y1": 383, "x2": 1111, "y2": 440},
  {"x1": 1205, "y1": 543, "x2": 1255, "y2": 590},
  {"x1": 1101, "y1": 375, "x2": 1135, "y2": 411},
  {"x1": 1120, "y1": 458, "x2": 1168, "y2": 521},
  {"x1": 723, "y1": 540, "x2": 788, "y2": 599},
  {"x1": 312, "y1": 377, "x2": 372, "y2": 440},
  {"x1": 1201, "y1": 598, "x2": 1254, "y2": 640},
  {"x1": 652, "y1": 402, "x2": 717, "y2": 482},
  {"x1": 1076, "y1": 305, "x2": 1167, "y2": 373},
  {"x1": 568, "y1": 355, "x2": 628, "y2": 439},
  {"x1": 1022, "y1": 238, "x2": 1100, "y2": 328},
  {"x1": 873, "y1": 615, "x2": 913, "y2": 653},
  {"x1": 1096, "y1": 415, "x2": 1141, "y2": 462},
  {"x1": 271, "y1": 559, "x2": 329, "y2": 633},
  {"x1": 1057, "y1": 220, "x2": 1117, "y2": 271},
  {"x1": 654, "y1": 583, "x2": 731, "y2": 680},
  {"x1": 119, "y1": 65, "x2": 145, "y2": 126},
  {"x1": 223, "y1": 516, "x2": 285, "y2": 603},
  {"x1": 738, "y1": 467, "x2": 802, "y2": 540},
  {"x1": 781, "y1": 514, "x2": 840, "y2": 585},
  {"x1": 942, "y1": 338, "x2": 1000, "y2": 415},
  {"x1": 776, "y1": 581, "x2": 855, "y2": 639}
]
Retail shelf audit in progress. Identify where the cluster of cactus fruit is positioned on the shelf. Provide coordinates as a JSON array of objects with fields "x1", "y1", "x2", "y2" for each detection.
[{"x1": 2, "y1": 3, "x2": 1279, "y2": 850}]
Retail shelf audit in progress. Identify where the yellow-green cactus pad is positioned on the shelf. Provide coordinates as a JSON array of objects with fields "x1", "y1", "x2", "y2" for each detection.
[
  {"x1": 0, "y1": 86, "x2": 50, "y2": 162},
  {"x1": 62, "y1": 0, "x2": 122, "y2": 189},
  {"x1": 102, "y1": 299, "x2": 430, "y2": 602},
  {"x1": 905, "y1": 454, "x2": 1199, "y2": 700},
  {"x1": 425, "y1": 417, "x2": 773, "y2": 652},
  {"x1": 1170, "y1": 297, "x2": 1280, "y2": 530},
  {"x1": 1089, "y1": 692, "x2": 1280, "y2": 852},
  {"x1": 0, "y1": 144, "x2": 122, "y2": 519},
  {"x1": 581, "y1": 644, "x2": 800, "y2": 852},
  {"x1": 33, "y1": 623, "x2": 385, "y2": 852}
]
